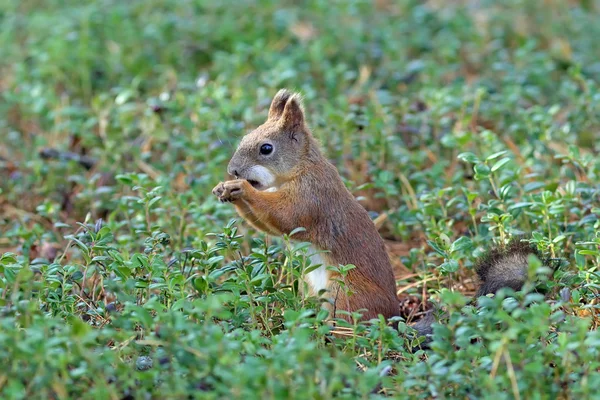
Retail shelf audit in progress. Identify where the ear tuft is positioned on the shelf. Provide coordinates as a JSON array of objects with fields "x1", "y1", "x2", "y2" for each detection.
[
  {"x1": 279, "y1": 93, "x2": 305, "y2": 130},
  {"x1": 267, "y1": 89, "x2": 293, "y2": 121}
]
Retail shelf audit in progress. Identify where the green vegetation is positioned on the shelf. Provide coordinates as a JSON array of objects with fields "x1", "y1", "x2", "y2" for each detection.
[{"x1": 1, "y1": 0, "x2": 599, "y2": 398}]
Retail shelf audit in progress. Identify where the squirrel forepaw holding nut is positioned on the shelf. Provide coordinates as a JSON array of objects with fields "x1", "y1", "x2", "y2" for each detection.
[{"x1": 212, "y1": 180, "x2": 248, "y2": 203}]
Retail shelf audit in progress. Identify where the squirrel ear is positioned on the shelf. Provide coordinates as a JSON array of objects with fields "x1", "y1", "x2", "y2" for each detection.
[
  {"x1": 279, "y1": 93, "x2": 305, "y2": 130},
  {"x1": 267, "y1": 89, "x2": 293, "y2": 121}
]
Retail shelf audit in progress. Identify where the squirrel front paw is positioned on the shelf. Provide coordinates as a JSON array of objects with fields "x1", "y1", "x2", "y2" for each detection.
[{"x1": 212, "y1": 180, "x2": 247, "y2": 203}]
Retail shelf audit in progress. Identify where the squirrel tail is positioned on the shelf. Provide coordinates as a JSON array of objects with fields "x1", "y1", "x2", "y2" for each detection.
[
  {"x1": 410, "y1": 239, "x2": 544, "y2": 348},
  {"x1": 474, "y1": 239, "x2": 542, "y2": 297}
]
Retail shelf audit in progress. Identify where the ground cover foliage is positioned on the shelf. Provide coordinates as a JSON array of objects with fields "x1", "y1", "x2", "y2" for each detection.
[{"x1": 0, "y1": 0, "x2": 599, "y2": 399}]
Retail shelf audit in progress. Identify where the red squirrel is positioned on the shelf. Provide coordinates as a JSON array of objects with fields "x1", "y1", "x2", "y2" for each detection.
[
  {"x1": 213, "y1": 89, "x2": 547, "y2": 337},
  {"x1": 212, "y1": 89, "x2": 399, "y2": 322}
]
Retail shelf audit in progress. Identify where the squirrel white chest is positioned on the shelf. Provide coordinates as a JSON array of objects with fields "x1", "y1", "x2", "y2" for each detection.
[{"x1": 305, "y1": 248, "x2": 330, "y2": 295}]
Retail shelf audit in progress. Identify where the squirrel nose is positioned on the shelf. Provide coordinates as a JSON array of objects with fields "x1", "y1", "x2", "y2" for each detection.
[{"x1": 227, "y1": 164, "x2": 239, "y2": 178}]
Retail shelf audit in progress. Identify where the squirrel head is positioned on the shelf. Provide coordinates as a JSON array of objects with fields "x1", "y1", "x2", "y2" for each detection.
[{"x1": 227, "y1": 89, "x2": 313, "y2": 191}]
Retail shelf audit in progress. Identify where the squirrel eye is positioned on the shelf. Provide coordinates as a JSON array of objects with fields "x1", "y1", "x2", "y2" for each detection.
[{"x1": 260, "y1": 143, "x2": 273, "y2": 155}]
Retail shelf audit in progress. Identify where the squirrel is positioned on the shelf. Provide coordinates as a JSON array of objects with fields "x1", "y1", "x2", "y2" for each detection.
[
  {"x1": 212, "y1": 89, "x2": 399, "y2": 322},
  {"x1": 212, "y1": 89, "x2": 549, "y2": 338}
]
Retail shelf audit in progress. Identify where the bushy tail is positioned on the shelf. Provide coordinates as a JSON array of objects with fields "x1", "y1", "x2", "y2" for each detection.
[
  {"x1": 411, "y1": 239, "x2": 545, "y2": 348},
  {"x1": 474, "y1": 240, "x2": 542, "y2": 296}
]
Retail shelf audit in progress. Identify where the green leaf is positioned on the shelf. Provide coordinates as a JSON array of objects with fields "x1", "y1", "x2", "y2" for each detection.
[
  {"x1": 552, "y1": 235, "x2": 566, "y2": 243},
  {"x1": 71, "y1": 271, "x2": 84, "y2": 281},
  {"x1": 115, "y1": 89, "x2": 135, "y2": 105},
  {"x1": 508, "y1": 202, "x2": 533, "y2": 211},
  {"x1": 250, "y1": 273, "x2": 270, "y2": 286},
  {"x1": 523, "y1": 182, "x2": 546, "y2": 192},
  {"x1": 304, "y1": 263, "x2": 324, "y2": 274},
  {"x1": 427, "y1": 240, "x2": 447, "y2": 257},
  {"x1": 148, "y1": 196, "x2": 162, "y2": 208},
  {"x1": 0, "y1": 253, "x2": 18, "y2": 265},
  {"x1": 293, "y1": 241, "x2": 312, "y2": 253},
  {"x1": 70, "y1": 318, "x2": 91, "y2": 337},
  {"x1": 289, "y1": 227, "x2": 307, "y2": 237},
  {"x1": 440, "y1": 259, "x2": 459, "y2": 273},
  {"x1": 491, "y1": 157, "x2": 511, "y2": 172},
  {"x1": 132, "y1": 306, "x2": 153, "y2": 328},
  {"x1": 193, "y1": 277, "x2": 209, "y2": 294},
  {"x1": 457, "y1": 152, "x2": 479, "y2": 163},
  {"x1": 485, "y1": 150, "x2": 508, "y2": 161},
  {"x1": 450, "y1": 237, "x2": 473, "y2": 254},
  {"x1": 115, "y1": 174, "x2": 133, "y2": 185},
  {"x1": 578, "y1": 250, "x2": 600, "y2": 256},
  {"x1": 473, "y1": 163, "x2": 491, "y2": 180}
]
